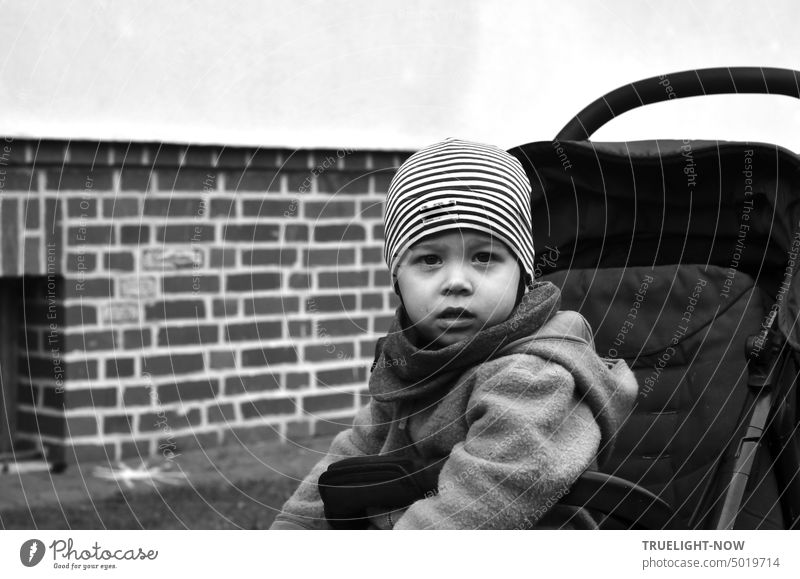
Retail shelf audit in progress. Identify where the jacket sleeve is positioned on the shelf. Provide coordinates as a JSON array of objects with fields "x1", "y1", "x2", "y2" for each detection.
[
  {"x1": 269, "y1": 400, "x2": 392, "y2": 530},
  {"x1": 393, "y1": 354, "x2": 603, "y2": 530}
]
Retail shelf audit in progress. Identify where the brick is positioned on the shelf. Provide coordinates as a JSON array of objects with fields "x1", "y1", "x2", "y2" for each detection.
[
  {"x1": 373, "y1": 171, "x2": 394, "y2": 192},
  {"x1": 143, "y1": 353, "x2": 205, "y2": 376},
  {"x1": 24, "y1": 238, "x2": 40, "y2": 273},
  {"x1": 360, "y1": 338, "x2": 379, "y2": 361},
  {"x1": 372, "y1": 223, "x2": 385, "y2": 240},
  {"x1": 104, "y1": 414, "x2": 134, "y2": 434},
  {"x1": 207, "y1": 402, "x2": 236, "y2": 424},
  {"x1": 373, "y1": 269, "x2": 391, "y2": 286},
  {"x1": 17, "y1": 410, "x2": 63, "y2": 438},
  {"x1": 66, "y1": 141, "x2": 111, "y2": 165},
  {"x1": 209, "y1": 198, "x2": 235, "y2": 217},
  {"x1": 213, "y1": 147, "x2": 246, "y2": 168},
  {"x1": 140, "y1": 408, "x2": 202, "y2": 432},
  {"x1": 120, "y1": 224, "x2": 150, "y2": 244},
  {"x1": 66, "y1": 359, "x2": 99, "y2": 380},
  {"x1": 304, "y1": 200, "x2": 356, "y2": 219},
  {"x1": 209, "y1": 349, "x2": 236, "y2": 369},
  {"x1": 288, "y1": 320, "x2": 312, "y2": 339},
  {"x1": 66, "y1": 416, "x2": 99, "y2": 437},
  {"x1": 119, "y1": 167, "x2": 154, "y2": 191},
  {"x1": 310, "y1": 150, "x2": 344, "y2": 169},
  {"x1": 242, "y1": 248, "x2": 297, "y2": 267},
  {"x1": 1, "y1": 197, "x2": 19, "y2": 273},
  {"x1": 241, "y1": 346, "x2": 297, "y2": 366},
  {"x1": 224, "y1": 321, "x2": 282, "y2": 341},
  {"x1": 247, "y1": 149, "x2": 281, "y2": 168},
  {"x1": 285, "y1": 420, "x2": 311, "y2": 440},
  {"x1": 318, "y1": 270, "x2": 369, "y2": 288},
  {"x1": 17, "y1": 383, "x2": 38, "y2": 406},
  {"x1": 144, "y1": 197, "x2": 207, "y2": 217},
  {"x1": 151, "y1": 144, "x2": 183, "y2": 167},
  {"x1": 224, "y1": 373, "x2": 281, "y2": 395},
  {"x1": 242, "y1": 296, "x2": 299, "y2": 315},
  {"x1": 62, "y1": 386, "x2": 116, "y2": 409},
  {"x1": 158, "y1": 325, "x2": 219, "y2": 346},
  {"x1": 63, "y1": 330, "x2": 117, "y2": 352},
  {"x1": 240, "y1": 397, "x2": 296, "y2": 419},
  {"x1": 106, "y1": 358, "x2": 135, "y2": 378},
  {"x1": 157, "y1": 224, "x2": 215, "y2": 243},
  {"x1": 359, "y1": 199, "x2": 384, "y2": 219},
  {"x1": 112, "y1": 143, "x2": 147, "y2": 164},
  {"x1": 209, "y1": 247, "x2": 237, "y2": 268},
  {"x1": 303, "y1": 248, "x2": 356, "y2": 267},
  {"x1": 183, "y1": 145, "x2": 214, "y2": 167},
  {"x1": 285, "y1": 372, "x2": 309, "y2": 389},
  {"x1": 313, "y1": 224, "x2": 365, "y2": 242},
  {"x1": 387, "y1": 291, "x2": 401, "y2": 309},
  {"x1": 315, "y1": 171, "x2": 369, "y2": 194},
  {"x1": 24, "y1": 198, "x2": 40, "y2": 228},
  {"x1": 225, "y1": 169, "x2": 280, "y2": 192},
  {"x1": 315, "y1": 366, "x2": 368, "y2": 387},
  {"x1": 162, "y1": 274, "x2": 220, "y2": 293},
  {"x1": 67, "y1": 252, "x2": 97, "y2": 273},
  {"x1": 289, "y1": 273, "x2": 311, "y2": 289},
  {"x1": 340, "y1": 151, "x2": 367, "y2": 169},
  {"x1": 46, "y1": 168, "x2": 113, "y2": 191},
  {"x1": 222, "y1": 223, "x2": 280, "y2": 242},
  {"x1": 145, "y1": 299, "x2": 205, "y2": 321},
  {"x1": 2, "y1": 167, "x2": 37, "y2": 191},
  {"x1": 226, "y1": 272, "x2": 281, "y2": 292},
  {"x1": 303, "y1": 342, "x2": 356, "y2": 362},
  {"x1": 373, "y1": 315, "x2": 395, "y2": 333},
  {"x1": 372, "y1": 153, "x2": 399, "y2": 170},
  {"x1": 212, "y1": 298, "x2": 238, "y2": 317},
  {"x1": 103, "y1": 251, "x2": 135, "y2": 271},
  {"x1": 360, "y1": 292, "x2": 383, "y2": 310},
  {"x1": 306, "y1": 294, "x2": 356, "y2": 313},
  {"x1": 123, "y1": 385, "x2": 153, "y2": 406},
  {"x1": 157, "y1": 378, "x2": 219, "y2": 403},
  {"x1": 102, "y1": 197, "x2": 140, "y2": 219},
  {"x1": 159, "y1": 169, "x2": 217, "y2": 192},
  {"x1": 241, "y1": 198, "x2": 298, "y2": 217},
  {"x1": 141, "y1": 247, "x2": 203, "y2": 270},
  {"x1": 67, "y1": 196, "x2": 98, "y2": 217},
  {"x1": 123, "y1": 328, "x2": 152, "y2": 349},
  {"x1": 284, "y1": 224, "x2": 308, "y2": 241},
  {"x1": 360, "y1": 246, "x2": 383, "y2": 264},
  {"x1": 303, "y1": 392, "x2": 355, "y2": 414},
  {"x1": 68, "y1": 224, "x2": 115, "y2": 245},
  {"x1": 316, "y1": 316, "x2": 368, "y2": 336}
]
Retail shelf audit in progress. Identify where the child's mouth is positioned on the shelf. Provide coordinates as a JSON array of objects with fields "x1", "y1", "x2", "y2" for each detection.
[{"x1": 436, "y1": 308, "x2": 476, "y2": 328}]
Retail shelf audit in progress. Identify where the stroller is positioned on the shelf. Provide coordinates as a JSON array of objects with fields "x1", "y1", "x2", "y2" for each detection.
[{"x1": 320, "y1": 67, "x2": 800, "y2": 530}]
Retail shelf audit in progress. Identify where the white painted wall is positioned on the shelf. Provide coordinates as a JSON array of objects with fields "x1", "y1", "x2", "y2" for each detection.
[{"x1": 2, "y1": 0, "x2": 800, "y2": 151}]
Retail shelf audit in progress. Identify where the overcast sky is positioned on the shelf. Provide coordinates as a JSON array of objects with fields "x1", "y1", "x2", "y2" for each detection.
[{"x1": 2, "y1": 0, "x2": 800, "y2": 151}]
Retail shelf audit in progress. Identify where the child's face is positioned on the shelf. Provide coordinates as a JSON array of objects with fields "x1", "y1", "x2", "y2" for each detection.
[{"x1": 395, "y1": 230, "x2": 521, "y2": 349}]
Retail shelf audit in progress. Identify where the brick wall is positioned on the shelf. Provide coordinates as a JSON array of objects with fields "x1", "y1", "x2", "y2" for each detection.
[{"x1": 0, "y1": 137, "x2": 411, "y2": 467}]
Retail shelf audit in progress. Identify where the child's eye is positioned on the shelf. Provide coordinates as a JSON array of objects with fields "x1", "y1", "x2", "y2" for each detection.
[
  {"x1": 474, "y1": 252, "x2": 495, "y2": 263},
  {"x1": 420, "y1": 254, "x2": 441, "y2": 266}
]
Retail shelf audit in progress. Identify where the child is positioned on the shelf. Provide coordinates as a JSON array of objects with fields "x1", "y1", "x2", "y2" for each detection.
[{"x1": 270, "y1": 138, "x2": 638, "y2": 530}]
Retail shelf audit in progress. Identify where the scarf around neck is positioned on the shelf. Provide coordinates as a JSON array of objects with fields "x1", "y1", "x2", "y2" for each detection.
[{"x1": 370, "y1": 282, "x2": 561, "y2": 403}]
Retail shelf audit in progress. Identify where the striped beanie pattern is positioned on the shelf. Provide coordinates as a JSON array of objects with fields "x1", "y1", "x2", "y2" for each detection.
[{"x1": 384, "y1": 138, "x2": 535, "y2": 290}]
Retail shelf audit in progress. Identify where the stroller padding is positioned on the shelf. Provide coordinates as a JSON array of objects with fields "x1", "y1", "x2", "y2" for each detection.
[{"x1": 543, "y1": 263, "x2": 783, "y2": 528}]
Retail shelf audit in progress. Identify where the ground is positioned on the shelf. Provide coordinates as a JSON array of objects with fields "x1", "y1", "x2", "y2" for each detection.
[{"x1": 0, "y1": 434, "x2": 336, "y2": 529}]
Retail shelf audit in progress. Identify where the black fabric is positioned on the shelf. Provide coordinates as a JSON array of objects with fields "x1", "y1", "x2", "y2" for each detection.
[{"x1": 543, "y1": 263, "x2": 784, "y2": 529}]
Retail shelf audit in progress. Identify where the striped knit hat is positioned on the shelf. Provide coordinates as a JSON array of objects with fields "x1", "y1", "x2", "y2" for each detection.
[{"x1": 384, "y1": 138, "x2": 535, "y2": 291}]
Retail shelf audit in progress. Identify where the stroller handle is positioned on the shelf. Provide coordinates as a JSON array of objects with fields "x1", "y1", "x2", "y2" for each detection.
[{"x1": 556, "y1": 67, "x2": 800, "y2": 141}]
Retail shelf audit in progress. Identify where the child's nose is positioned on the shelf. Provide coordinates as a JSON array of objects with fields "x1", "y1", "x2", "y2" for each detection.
[{"x1": 440, "y1": 264, "x2": 473, "y2": 295}]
